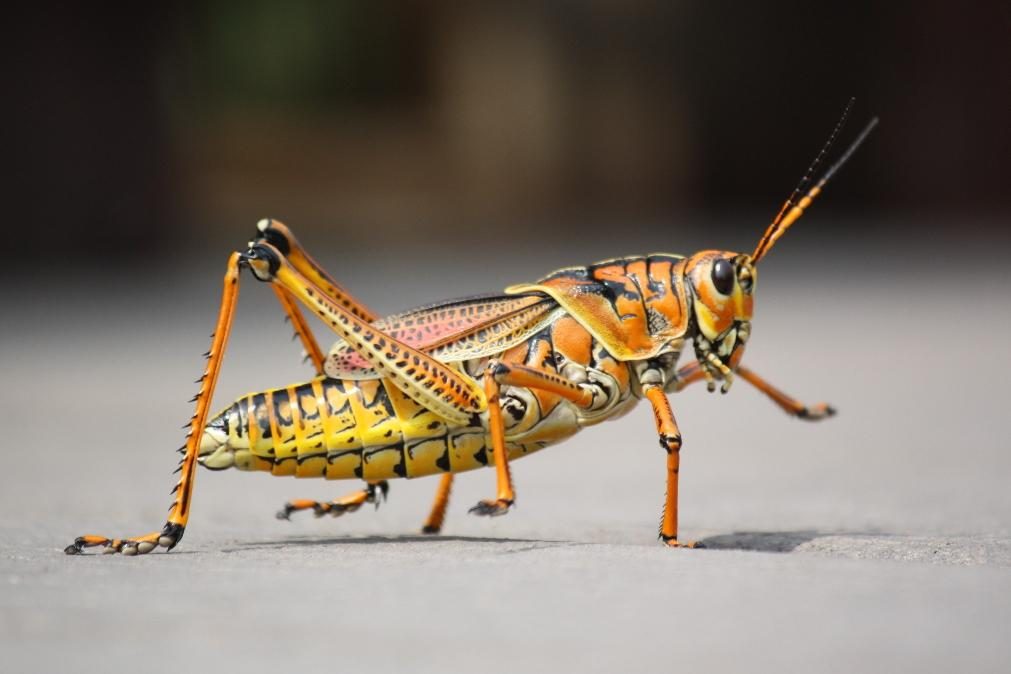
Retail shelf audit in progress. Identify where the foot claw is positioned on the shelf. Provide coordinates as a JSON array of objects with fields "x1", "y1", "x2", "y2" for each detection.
[
  {"x1": 66, "y1": 525, "x2": 182, "y2": 556},
  {"x1": 468, "y1": 499, "x2": 513, "y2": 517},
  {"x1": 661, "y1": 536, "x2": 705, "y2": 549},
  {"x1": 798, "y1": 403, "x2": 836, "y2": 421},
  {"x1": 421, "y1": 524, "x2": 441, "y2": 535}
]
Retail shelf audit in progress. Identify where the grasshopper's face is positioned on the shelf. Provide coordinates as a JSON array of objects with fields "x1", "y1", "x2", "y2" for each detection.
[{"x1": 685, "y1": 250, "x2": 756, "y2": 368}]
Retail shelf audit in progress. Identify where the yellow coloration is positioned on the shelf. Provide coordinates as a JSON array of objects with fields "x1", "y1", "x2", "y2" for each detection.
[
  {"x1": 68, "y1": 112, "x2": 872, "y2": 553},
  {"x1": 405, "y1": 438, "x2": 451, "y2": 476},
  {"x1": 448, "y1": 430, "x2": 488, "y2": 473},
  {"x1": 201, "y1": 372, "x2": 577, "y2": 481},
  {"x1": 325, "y1": 452, "x2": 362, "y2": 480},
  {"x1": 693, "y1": 300, "x2": 723, "y2": 341},
  {"x1": 362, "y1": 446, "x2": 403, "y2": 481},
  {"x1": 273, "y1": 261, "x2": 485, "y2": 426}
]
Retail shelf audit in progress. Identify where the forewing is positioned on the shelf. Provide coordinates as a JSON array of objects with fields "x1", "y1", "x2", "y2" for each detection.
[{"x1": 326, "y1": 293, "x2": 560, "y2": 379}]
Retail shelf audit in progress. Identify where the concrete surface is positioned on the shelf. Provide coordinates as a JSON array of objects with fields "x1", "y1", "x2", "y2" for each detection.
[{"x1": 2, "y1": 233, "x2": 1010, "y2": 673}]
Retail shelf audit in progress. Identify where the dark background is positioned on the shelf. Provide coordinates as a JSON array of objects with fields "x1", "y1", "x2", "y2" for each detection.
[
  {"x1": 3, "y1": 6, "x2": 1011, "y2": 671},
  {"x1": 6, "y1": 1, "x2": 1009, "y2": 266}
]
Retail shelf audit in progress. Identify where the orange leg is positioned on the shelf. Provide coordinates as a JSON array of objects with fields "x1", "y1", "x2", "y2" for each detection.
[
  {"x1": 422, "y1": 474, "x2": 455, "y2": 534},
  {"x1": 469, "y1": 360, "x2": 595, "y2": 517},
  {"x1": 642, "y1": 385, "x2": 701, "y2": 548},
  {"x1": 65, "y1": 253, "x2": 243, "y2": 555},
  {"x1": 247, "y1": 242, "x2": 484, "y2": 426},
  {"x1": 675, "y1": 361, "x2": 835, "y2": 420},
  {"x1": 271, "y1": 285, "x2": 327, "y2": 375},
  {"x1": 254, "y1": 219, "x2": 377, "y2": 323},
  {"x1": 736, "y1": 366, "x2": 835, "y2": 419},
  {"x1": 673, "y1": 360, "x2": 708, "y2": 391},
  {"x1": 277, "y1": 481, "x2": 388, "y2": 520}
]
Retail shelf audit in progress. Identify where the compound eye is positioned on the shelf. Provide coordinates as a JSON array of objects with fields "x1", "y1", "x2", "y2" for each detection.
[{"x1": 711, "y1": 259, "x2": 735, "y2": 295}]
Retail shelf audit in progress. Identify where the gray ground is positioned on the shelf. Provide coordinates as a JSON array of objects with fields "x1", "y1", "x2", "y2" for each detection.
[{"x1": 2, "y1": 230, "x2": 1010, "y2": 673}]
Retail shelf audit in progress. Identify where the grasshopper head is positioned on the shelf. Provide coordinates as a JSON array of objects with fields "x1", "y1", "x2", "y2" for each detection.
[
  {"x1": 685, "y1": 251, "x2": 755, "y2": 371},
  {"x1": 678, "y1": 104, "x2": 877, "y2": 391}
]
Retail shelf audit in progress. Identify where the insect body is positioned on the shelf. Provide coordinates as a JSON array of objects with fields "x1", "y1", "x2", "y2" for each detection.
[
  {"x1": 65, "y1": 106, "x2": 877, "y2": 556},
  {"x1": 197, "y1": 252, "x2": 710, "y2": 482}
]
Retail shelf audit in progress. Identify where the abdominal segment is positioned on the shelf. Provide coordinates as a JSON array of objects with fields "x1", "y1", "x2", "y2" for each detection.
[{"x1": 198, "y1": 374, "x2": 564, "y2": 481}]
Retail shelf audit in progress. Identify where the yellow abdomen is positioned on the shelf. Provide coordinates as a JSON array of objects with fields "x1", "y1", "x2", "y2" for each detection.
[{"x1": 199, "y1": 375, "x2": 501, "y2": 480}]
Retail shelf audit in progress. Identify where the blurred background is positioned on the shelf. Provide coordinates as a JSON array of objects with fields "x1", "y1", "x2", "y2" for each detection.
[
  {"x1": 5, "y1": 0, "x2": 1009, "y2": 263},
  {"x1": 3, "y1": 4, "x2": 1011, "y2": 671}
]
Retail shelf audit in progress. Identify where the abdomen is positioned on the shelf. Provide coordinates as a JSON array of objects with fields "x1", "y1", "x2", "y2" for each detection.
[
  {"x1": 198, "y1": 319, "x2": 636, "y2": 481},
  {"x1": 199, "y1": 375, "x2": 501, "y2": 480}
]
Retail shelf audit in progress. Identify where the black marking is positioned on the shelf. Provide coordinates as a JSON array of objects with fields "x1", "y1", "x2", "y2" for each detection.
[
  {"x1": 272, "y1": 389, "x2": 293, "y2": 426},
  {"x1": 251, "y1": 393, "x2": 272, "y2": 440},
  {"x1": 258, "y1": 225, "x2": 292, "y2": 256},
  {"x1": 435, "y1": 450, "x2": 451, "y2": 472},
  {"x1": 473, "y1": 445, "x2": 488, "y2": 466},
  {"x1": 297, "y1": 386, "x2": 321, "y2": 422},
  {"x1": 159, "y1": 523, "x2": 185, "y2": 551}
]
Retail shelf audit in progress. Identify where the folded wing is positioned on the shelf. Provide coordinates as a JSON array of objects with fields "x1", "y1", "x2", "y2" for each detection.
[{"x1": 325, "y1": 293, "x2": 562, "y2": 379}]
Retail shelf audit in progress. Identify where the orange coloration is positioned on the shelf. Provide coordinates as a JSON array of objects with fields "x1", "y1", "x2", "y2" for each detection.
[
  {"x1": 269, "y1": 248, "x2": 486, "y2": 424},
  {"x1": 483, "y1": 367, "x2": 515, "y2": 507},
  {"x1": 67, "y1": 108, "x2": 874, "y2": 554},
  {"x1": 327, "y1": 294, "x2": 558, "y2": 379},
  {"x1": 550, "y1": 316, "x2": 593, "y2": 365},
  {"x1": 259, "y1": 219, "x2": 378, "y2": 323},
  {"x1": 592, "y1": 263, "x2": 653, "y2": 353},
  {"x1": 490, "y1": 361, "x2": 593, "y2": 409},
  {"x1": 421, "y1": 474, "x2": 454, "y2": 534},
  {"x1": 736, "y1": 366, "x2": 835, "y2": 419},
  {"x1": 271, "y1": 285, "x2": 326, "y2": 373},
  {"x1": 68, "y1": 253, "x2": 243, "y2": 554},
  {"x1": 643, "y1": 385, "x2": 684, "y2": 543},
  {"x1": 506, "y1": 253, "x2": 690, "y2": 361},
  {"x1": 170, "y1": 253, "x2": 242, "y2": 527}
]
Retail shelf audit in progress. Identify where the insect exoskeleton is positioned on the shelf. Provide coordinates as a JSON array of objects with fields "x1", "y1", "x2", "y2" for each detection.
[{"x1": 65, "y1": 102, "x2": 876, "y2": 555}]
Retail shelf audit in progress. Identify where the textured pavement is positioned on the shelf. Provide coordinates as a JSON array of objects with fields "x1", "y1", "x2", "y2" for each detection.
[{"x1": 2, "y1": 232, "x2": 1009, "y2": 673}]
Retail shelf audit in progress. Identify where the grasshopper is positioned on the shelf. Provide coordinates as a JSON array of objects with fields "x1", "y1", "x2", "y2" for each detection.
[{"x1": 65, "y1": 103, "x2": 877, "y2": 555}]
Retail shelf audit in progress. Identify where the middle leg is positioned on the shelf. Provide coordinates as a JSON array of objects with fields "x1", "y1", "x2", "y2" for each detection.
[
  {"x1": 643, "y1": 384, "x2": 701, "y2": 548},
  {"x1": 469, "y1": 360, "x2": 596, "y2": 517},
  {"x1": 277, "y1": 481, "x2": 389, "y2": 520},
  {"x1": 674, "y1": 361, "x2": 836, "y2": 420}
]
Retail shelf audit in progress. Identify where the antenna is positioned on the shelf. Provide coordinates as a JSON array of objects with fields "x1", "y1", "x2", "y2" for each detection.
[{"x1": 751, "y1": 115, "x2": 879, "y2": 263}]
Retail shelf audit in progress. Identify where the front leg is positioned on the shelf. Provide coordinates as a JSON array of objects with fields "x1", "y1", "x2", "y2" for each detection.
[
  {"x1": 736, "y1": 366, "x2": 835, "y2": 419},
  {"x1": 674, "y1": 361, "x2": 836, "y2": 420},
  {"x1": 642, "y1": 384, "x2": 702, "y2": 548}
]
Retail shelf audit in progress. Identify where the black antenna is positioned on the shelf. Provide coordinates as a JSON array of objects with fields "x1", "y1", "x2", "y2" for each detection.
[
  {"x1": 752, "y1": 115, "x2": 879, "y2": 263},
  {"x1": 818, "y1": 116, "x2": 879, "y2": 186},
  {"x1": 753, "y1": 97, "x2": 855, "y2": 262}
]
